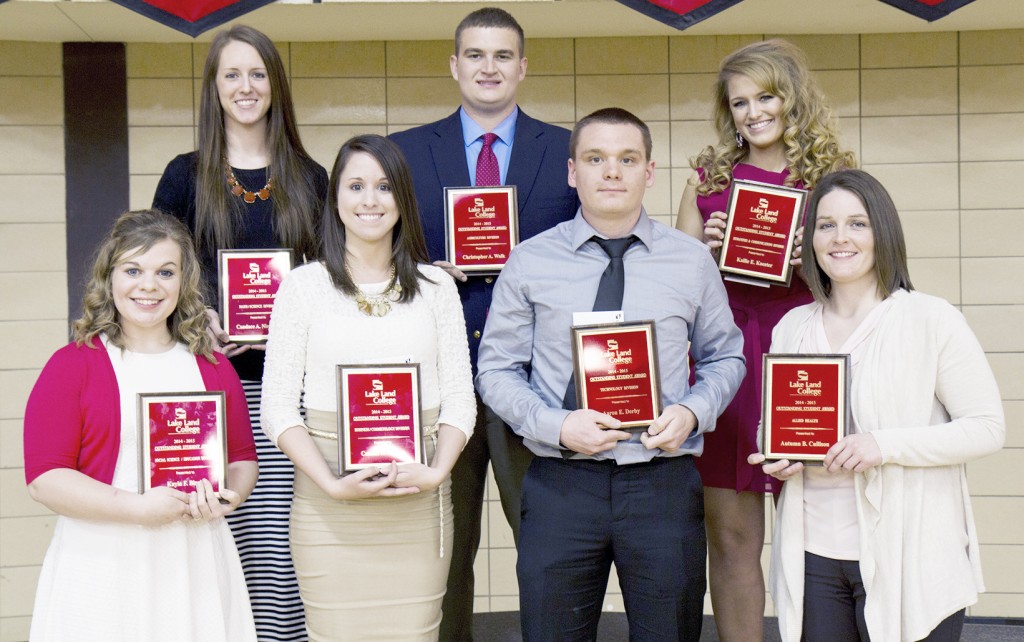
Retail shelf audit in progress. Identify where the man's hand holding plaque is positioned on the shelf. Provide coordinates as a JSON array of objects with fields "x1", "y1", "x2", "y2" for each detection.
[
  {"x1": 718, "y1": 179, "x2": 807, "y2": 287},
  {"x1": 760, "y1": 354, "x2": 850, "y2": 462},
  {"x1": 570, "y1": 321, "x2": 662, "y2": 429},
  {"x1": 138, "y1": 391, "x2": 228, "y2": 494},
  {"x1": 218, "y1": 249, "x2": 294, "y2": 344},
  {"x1": 444, "y1": 186, "x2": 518, "y2": 274},
  {"x1": 337, "y1": 364, "x2": 424, "y2": 475}
]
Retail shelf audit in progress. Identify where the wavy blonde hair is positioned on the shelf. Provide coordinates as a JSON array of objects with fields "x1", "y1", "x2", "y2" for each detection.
[
  {"x1": 693, "y1": 39, "x2": 856, "y2": 196},
  {"x1": 73, "y1": 210, "x2": 215, "y2": 361}
]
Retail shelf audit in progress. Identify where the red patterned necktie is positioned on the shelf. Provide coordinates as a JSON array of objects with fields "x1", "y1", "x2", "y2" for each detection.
[{"x1": 475, "y1": 132, "x2": 501, "y2": 186}]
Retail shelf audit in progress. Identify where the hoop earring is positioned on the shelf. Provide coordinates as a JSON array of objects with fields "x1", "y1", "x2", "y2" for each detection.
[{"x1": 735, "y1": 131, "x2": 745, "y2": 148}]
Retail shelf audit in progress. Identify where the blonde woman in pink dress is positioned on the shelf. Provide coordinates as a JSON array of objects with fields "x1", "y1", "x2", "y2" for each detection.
[{"x1": 676, "y1": 39, "x2": 855, "y2": 640}]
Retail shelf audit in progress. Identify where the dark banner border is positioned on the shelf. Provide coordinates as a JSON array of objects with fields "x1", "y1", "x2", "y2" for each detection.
[{"x1": 875, "y1": 0, "x2": 978, "y2": 22}]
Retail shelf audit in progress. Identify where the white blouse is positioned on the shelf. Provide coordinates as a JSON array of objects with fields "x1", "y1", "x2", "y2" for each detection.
[
  {"x1": 105, "y1": 338, "x2": 204, "y2": 492},
  {"x1": 800, "y1": 297, "x2": 893, "y2": 561},
  {"x1": 260, "y1": 262, "x2": 475, "y2": 446}
]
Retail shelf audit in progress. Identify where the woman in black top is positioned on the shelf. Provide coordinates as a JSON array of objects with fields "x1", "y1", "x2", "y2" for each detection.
[{"x1": 153, "y1": 24, "x2": 327, "y2": 641}]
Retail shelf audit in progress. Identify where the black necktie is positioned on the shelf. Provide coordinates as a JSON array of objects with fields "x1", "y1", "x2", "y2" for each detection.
[
  {"x1": 563, "y1": 235, "x2": 639, "y2": 410},
  {"x1": 590, "y1": 235, "x2": 638, "y2": 312}
]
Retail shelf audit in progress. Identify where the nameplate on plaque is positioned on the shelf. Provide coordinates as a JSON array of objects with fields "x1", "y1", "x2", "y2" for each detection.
[
  {"x1": 761, "y1": 354, "x2": 850, "y2": 462},
  {"x1": 570, "y1": 321, "x2": 661, "y2": 429},
  {"x1": 336, "y1": 364, "x2": 424, "y2": 474},
  {"x1": 218, "y1": 248, "x2": 294, "y2": 344},
  {"x1": 444, "y1": 186, "x2": 519, "y2": 274},
  {"x1": 719, "y1": 179, "x2": 806, "y2": 287},
  {"x1": 138, "y1": 391, "x2": 227, "y2": 493}
]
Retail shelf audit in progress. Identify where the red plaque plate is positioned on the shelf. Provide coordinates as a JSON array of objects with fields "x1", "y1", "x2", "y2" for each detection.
[
  {"x1": 761, "y1": 354, "x2": 850, "y2": 462},
  {"x1": 570, "y1": 321, "x2": 661, "y2": 429},
  {"x1": 719, "y1": 179, "x2": 807, "y2": 287},
  {"x1": 337, "y1": 364, "x2": 423, "y2": 474},
  {"x1": 218, "y1": 249, "x2": 294, "y2": 343},
  {"x1": 138, "y1": 391, "x2": 227, "y2": 493},
  {"x1": 444, "y1": 186, "x2": 519, "y2": 273}
]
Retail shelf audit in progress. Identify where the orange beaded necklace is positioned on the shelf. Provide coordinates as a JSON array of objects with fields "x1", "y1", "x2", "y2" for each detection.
[{"x1": 225, "y1": 162, "x2": 273, "y2": 204}]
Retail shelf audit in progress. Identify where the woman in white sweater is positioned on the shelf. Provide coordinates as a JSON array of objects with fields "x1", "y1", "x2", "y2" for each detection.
[
  {"x1": 260, "y1": 134, "x2": 475, "y2": 641},
  {"x1": 749, "y1": 169, "x2": 1004, "y2": 641}
]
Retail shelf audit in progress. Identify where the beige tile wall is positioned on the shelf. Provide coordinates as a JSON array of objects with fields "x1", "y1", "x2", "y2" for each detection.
[
  {"x1": 0, "y1": 40, "x2": 65, "y2": 642},
  {"x1": 2, "y1": 28, "x2": 1022, "y2": 639}
]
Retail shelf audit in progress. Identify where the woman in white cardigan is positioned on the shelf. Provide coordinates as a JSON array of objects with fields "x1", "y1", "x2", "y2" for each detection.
[{"x1": 749, "y1": 169, "x2": 1004, "y2": 641}]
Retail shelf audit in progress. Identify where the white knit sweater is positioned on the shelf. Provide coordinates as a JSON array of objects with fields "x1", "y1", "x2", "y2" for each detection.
[
  {"x1": 768, "y1": 289, "x2": 1005, "y2": 642},
  {"x1": 260, "y1": 262, "x2": 476, "y2": 445}
]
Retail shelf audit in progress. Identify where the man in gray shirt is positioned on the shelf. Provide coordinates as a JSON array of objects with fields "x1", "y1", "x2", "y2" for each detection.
[{"x1": 477, "y1": 107, "x2": 745, "y2": 640}]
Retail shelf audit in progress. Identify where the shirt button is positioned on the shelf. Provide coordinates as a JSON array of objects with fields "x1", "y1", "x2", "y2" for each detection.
[
  {"x1": 473, "y1": 330, "x2": 482, "y2": 339},
  {"x1": 485, "y1": 277, "x2": 494, "y2": 284}
]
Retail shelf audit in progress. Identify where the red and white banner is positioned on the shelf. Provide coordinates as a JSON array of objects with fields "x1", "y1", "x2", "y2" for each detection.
[{"x1": 109, "y1": 0, "x2": 277, "y2": 37}]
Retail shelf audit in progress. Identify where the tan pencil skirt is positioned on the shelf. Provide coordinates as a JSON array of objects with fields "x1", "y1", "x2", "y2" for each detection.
[{"x1": 292, "y1": 408, "x2": 452, "y2": 642}]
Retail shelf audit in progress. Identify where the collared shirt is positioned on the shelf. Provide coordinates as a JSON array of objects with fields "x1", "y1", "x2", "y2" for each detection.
[
  {"x1": 476, "y1": 209, "x2": 745, "y2": 464},
  {"x1": 460, "y1": 106, "x2": 517, "y2": 185}
]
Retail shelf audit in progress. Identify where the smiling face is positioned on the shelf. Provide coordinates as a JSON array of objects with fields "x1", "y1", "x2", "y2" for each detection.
[
  {"x1": 812, "y1": 188, "x2": 877, "y2": 292},
  {"x1": 336, "y1": 151, "x2": 399, "y2": 250},
  {"x1": 216, "y1": 40, "x2": 271, "y2": 130},
  {"x1": 569, "y1": 121, "x2": 655, "y2": 230},
  {"x1": 110, "y1": 238, "x2": 182, "y2": 344},
  {"x1": 450, "y1": 26, "x2": 527, "y2": 123},
  {"x1": 726, "y1": 73, "x2": 785, "y2": 153}
]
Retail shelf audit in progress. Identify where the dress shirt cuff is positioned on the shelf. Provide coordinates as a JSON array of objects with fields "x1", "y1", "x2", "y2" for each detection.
[
  {"x1": 676, "y1": 397, "x2": 712, "y2": 436},
  {"x1": 535, "y1": 407, "x2": 573, "y2": 450}
]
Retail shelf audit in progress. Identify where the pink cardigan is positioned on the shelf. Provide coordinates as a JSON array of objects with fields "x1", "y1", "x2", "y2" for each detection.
[{"x1": 24, "y1": 336, "x2": 257, "y2": 485}]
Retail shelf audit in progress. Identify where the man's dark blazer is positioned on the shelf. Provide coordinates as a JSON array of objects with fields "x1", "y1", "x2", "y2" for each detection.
[{"x1": 391, "y1": 108, "x2": 579, "y2": 369}]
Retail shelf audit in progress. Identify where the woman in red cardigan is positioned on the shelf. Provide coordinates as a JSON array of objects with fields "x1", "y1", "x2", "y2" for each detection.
[{"x1": 24, "y1": 210, "x2": 258, "y2": 642}]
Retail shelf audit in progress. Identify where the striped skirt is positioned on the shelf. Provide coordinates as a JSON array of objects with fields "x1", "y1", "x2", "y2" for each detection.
[{"x1": 226, "y1": 380, "x2": 306, "y2": 641}]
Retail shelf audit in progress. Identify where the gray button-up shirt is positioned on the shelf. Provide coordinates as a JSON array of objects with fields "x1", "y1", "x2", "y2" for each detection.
[{"x1": 476, "y1": 209, "x2": 745, "y2": 464}]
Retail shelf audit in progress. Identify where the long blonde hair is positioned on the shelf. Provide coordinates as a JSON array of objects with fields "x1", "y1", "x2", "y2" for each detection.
[
  {"x1": 73, "y1": 210, "x2": 215, "y2": 360},
  {"x1": 693, "y1": 39, "x2": 856, "y2": 196}
]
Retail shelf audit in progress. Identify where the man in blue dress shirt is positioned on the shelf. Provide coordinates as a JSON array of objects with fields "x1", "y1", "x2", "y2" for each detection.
[
  {"x1": 390, "y1": 8, "x2": 578, "y2": 640},
  {"x1": 477, "y1": 108, "x2": 745, "y2": 640}
]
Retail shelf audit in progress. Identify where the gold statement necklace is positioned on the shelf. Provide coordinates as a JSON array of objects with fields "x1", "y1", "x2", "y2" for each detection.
[
  {"x1": 225, "y1": 161, "x2": 273, "y2": 204},
  {"x1": 348, "y1": 263, "x2": 402, "y2": 317}
]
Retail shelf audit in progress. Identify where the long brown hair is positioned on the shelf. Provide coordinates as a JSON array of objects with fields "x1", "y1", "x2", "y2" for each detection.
[
  {"x1": 322, "y1": 135, "x2": 431, "y2": 301},
  {"x1": 694, "y1": 39, "x2": 856, "y2": 195},
  {"x1": 74, "y1": 210, "x2": 214, "y2": 360},
  {"x1": 195, "y1": 25, "x2": 320, "y2": 260}
]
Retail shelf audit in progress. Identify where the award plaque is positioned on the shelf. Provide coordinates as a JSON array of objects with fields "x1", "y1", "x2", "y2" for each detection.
[
  {"x1": 719, "y1": 179, "x2": 807, "y2": 287},
  {"x1": 761, "y1": 354, "x2": 850, "y2": 462},
  {"x1": 218, "y1": 249, "x2": 294, "y2": 344},
  {"x1": 138, "y1": 391, "x2": 227, "y2": 493},
  {"x1": 337, "y1": 364, "x2": 424, "y2": 474},
  {"x1": 444, "y1": 186, "x2": 519, "y2": 273},
  {"x1": 570, "y1": 321, "x2": 661, "y2": 429}
]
